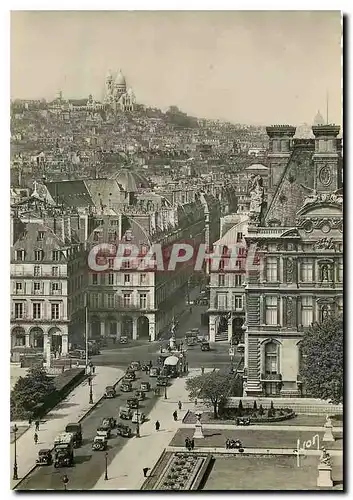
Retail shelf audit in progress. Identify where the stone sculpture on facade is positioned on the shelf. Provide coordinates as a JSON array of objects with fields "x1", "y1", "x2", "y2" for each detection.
[{"x1": 248, "y1": 174, "x2": 264, "y2": 225}]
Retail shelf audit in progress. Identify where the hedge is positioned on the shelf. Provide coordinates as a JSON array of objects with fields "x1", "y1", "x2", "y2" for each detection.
[{"x1": 31, "y1": 368, "x2": 85, "y2": 419}]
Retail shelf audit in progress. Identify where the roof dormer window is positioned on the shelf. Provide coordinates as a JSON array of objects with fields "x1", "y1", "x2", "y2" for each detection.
[{"x1": 37, "y1": 231, "x2": 45, "y2": 241}]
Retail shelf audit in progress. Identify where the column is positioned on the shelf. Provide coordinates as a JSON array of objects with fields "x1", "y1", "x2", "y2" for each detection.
[
  {"x1": 116, "y1": 321, "x2": 121, "y2": 340},
  {"x1": 43, "y1": 333, "x2": 49, "y2": 357},
  {"x1": 209, "y1": 315, "x2": 216, "y2": 342},
  {"x1": 132, "y1": 317, "x2": 138, "y2": 340},
  {"x1": 100, "y1": 321, "x2": 106, "y2": 338},
  {"x1": 25, "y1": 333, "x2": 30, "y2": 348},
  {"x1": 244, "y1": 327, "x2": 249, "y2": 370},
  {"x1": 227, "y1": 316, "x2": 232, "y2": 342},
  {"x1": 149, "y1": 320, "x2": 156, "y2": 342},
  {"x1": 61, "y1": 334, "x2": 68, "y2": 355}
]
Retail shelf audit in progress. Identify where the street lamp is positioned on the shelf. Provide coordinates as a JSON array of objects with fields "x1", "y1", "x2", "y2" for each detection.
[
  {"x1": 12, "y1": 424, "x2": 18, "y2": 480},
  {"x1": 89, "y1": 376, "x2": 93, "y2": 404},
  {"x1": 62, "y1": 474, "x2": 69, "y2": 490},
  {"x1": 136, "y1": 401, "x2": 140, "y2": 438},
  {"x1": 104, "y1": 452, "x2": 108, "y2": 480},
  {"x1": 164, "y1": 376, "x2": 169, "y2": 399}
]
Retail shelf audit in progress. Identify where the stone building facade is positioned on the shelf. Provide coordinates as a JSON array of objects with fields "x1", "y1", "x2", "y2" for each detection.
[{"x1": 243, "y1": 123, "x2": 343, "y2": 397}]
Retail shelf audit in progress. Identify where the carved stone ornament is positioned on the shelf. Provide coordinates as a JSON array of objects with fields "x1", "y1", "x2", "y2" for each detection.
[
  {"x1": 286, "y1": 258, "x2": 294, "y2": 282},
  {"x1": 286, "y1": 297, "x2": 293, "y2": 325},
  {"x1": 314, "y1": 238, "x2": 335, "y2": 250},
  {"x1": 319, "y1": 166, "x2": 332, "y2": 186}
]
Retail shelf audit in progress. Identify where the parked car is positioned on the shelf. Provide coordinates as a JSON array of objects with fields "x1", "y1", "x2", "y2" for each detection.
[
  {"x1": 92, "y1": 435, "x2": 108, "y2": 451},
  {"x1": 121, "y1": 381, "x2": 133, "y2": 392},
  {"x1": 140, "y1": 381, "x2": 151, "y2": 392},
  {"x1": 101, "y1": 417, "x2": 116, "y2": 429},
  {"x1": 119, "y1": 406, "x2": 133, "y2": 420},
  {"x1": 124, "y1": 371, "x2": 136, "y2": 381},
  {"x1": 36, "y1": 449, "x2": 53, "y2": 466},
  {"x1": 201, "y1": 342, "x2": 210, "y2": 351},
  {"x1": 132, "y1": 411, "x2": 146, "y2": 424},
  {"x1": 134, "y1": 390, "x2": 146, "y2": 401},
  {"x1": 104, "y1": 386, "x2": 116, "y2": 398},
  {"x1": 130, "y1": 361, "x2": 141, "y2": 371},
  {"x1": 149, "y1": 366, "x2": 160, "y2": 377},
  {"x1": 96, "y1": 427, "x2": 111, "y2": 439},
  {"x1": 116, "y1": 423, "x2": 132, "y2": 437},
  {"x1": 119, "y1": 336, "x2": 128, "y2": 344},
  {"x1": 127, "y1": 398, "x2": 139, "y2": 409}
]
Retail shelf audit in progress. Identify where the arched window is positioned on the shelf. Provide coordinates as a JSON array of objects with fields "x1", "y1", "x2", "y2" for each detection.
[{"x1": 264, "y1": 341, "x2": 279, "y2": 375}]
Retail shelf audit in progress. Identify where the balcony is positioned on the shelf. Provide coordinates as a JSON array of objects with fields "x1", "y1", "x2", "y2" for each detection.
[
  {"x1": 261, "y1": 373, "x2": 282, "y2": 381},
  {"x1": 11, "y1": 270, "x2": 67, "y2": 278}
]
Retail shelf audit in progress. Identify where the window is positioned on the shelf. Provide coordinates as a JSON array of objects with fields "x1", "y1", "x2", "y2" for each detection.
[
  {"x1": 265, "y1": 342, "x2": 279, "y2": 374},
  {"x1": 218, "y1": 274, "x2": 225, "y2": 286},
  {"x1": 337, "y1": 259, "x2": 343, "y2": 282},
  {"x1": 91, "y1": 293, "x2": 99, "y2": 309},
  {"x1": 37, "y1": 231, "x2": 45, "y2": 241},
  {"x1": 110, "y1": 219, "x2": 119, "y2": 226},
  {"x1": 107, "y1": 293, "x2": 115, "y2": 308},
  {"x1": 15, "y1": 250, "x2": 25, "y2": 261},
  {"x1": 33, "y1": 302, "x2": 41, "y2": 319},
  {"x1": 140, "y1": 274, "x2": 147, "y2": 285},
  {"x1": 301, "y1": 296, "x2": 313, "y2": 327},
  {"x1": 52, "y1": 250, "x2": 61, "y2": 261},
  {"x1": 123, "y1": 260, "x2": 131, "y2": 269},
  {"x1": 100, "y1": 274, "x2": 105, "y2": 285},
  {"x1": 236, "y1": 232, "x2": 243, "y2": 243},
  {"x1": 233, "y1": 295, "x2": 243, "y2": 310},
  {"x1": 92, "y1": 273, "x2": 98, "y2": 285},
  {"x1": 52, "y1": 266, "x2": 59, "y2": 277},
  {"x1": 93, "y1": 231, "x2": 99, "y2": 242},
  {"x1": 15, "y1": 282, "x2": 23, "y2": 293},
  {"x1": 14, "y1": 303, "x2": 23, "y2": 319},
  {"x1": 108, "y1": 258, "x2": 114, "y2": 269},
  {"x1": 301, "y1": 259, "x2": 313, "y2": 282},
  {"x1": 51, "y1": 303, "x2": 59, "y2": 320},
  {"x1": 217, "y1": 294, "x2": 227, "y2": 310},
  {"x1": 139, "y1": 293, "x2": 147, "y2": 309},
  {"x1": 108, "y1": 231, "x2": 116, "y2": 242},
  {"x1": 124, "y1": 274, "x2": 131, "y2": 285},
  {"x1": 34, "y1": 250, "x2": 43, "y2": 262},
  {"x1": 108, "y1": 273, "x2": 114, "y2": 285},
  {"x1": 34, "y1": 266, "x2": 41, "y2": 277},
  {"x1": 123, "y1": 293, "x2": 131, "y2": 307},
  {"x1": 265, "y1": 296, "x2": 278, "y2": 325},
  {"x1": 33, "y1": 282, "x2": 41, "y2": 293},
  {"x1": 266, "y1": 257, "x2": 278, "y2": 282},
  {"x1": 234, "y1": 274, "x2": 242, "y2": 287},
  {"x1": 51, "y1": 282, "x2": 60, "y2": 293}
]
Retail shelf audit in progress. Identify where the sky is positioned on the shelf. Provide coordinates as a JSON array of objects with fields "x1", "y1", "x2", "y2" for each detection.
[{"x1": 10, "y1": 10, "x2": 342, "y2": 125}]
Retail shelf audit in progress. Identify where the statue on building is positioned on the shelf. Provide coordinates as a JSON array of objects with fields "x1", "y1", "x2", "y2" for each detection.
[
  {"x1": 248, "y1": 175, "x2": 264, "y2": 225},
  {"x1": 319, "y1": 447, "x2": 332, "y2": 467},
  {"x1": 321, "y1": 264, "x2": 330, "y2": 281}
]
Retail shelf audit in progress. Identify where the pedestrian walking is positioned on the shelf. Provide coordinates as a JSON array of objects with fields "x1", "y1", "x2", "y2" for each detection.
[
  {"x1": 143, "y1": 467, "x2": 150, "y2": 477},
  {"x1": 178, "y1": 400, "x2": 182, "y2": 411},
  {"x1": 155, "y1": 420, "x2": 160, "y2": 431},
  {"x1": 173, "y1": 410, "x2": 178, "y2": 421},
  {"x1": 34, "y1": 432, "x2": 38, "y2": 445},
  {"x1": 194, "y1": 398, "x2": 198, "y2": 407},
  {"x1": 191, "y1": 438, "x2": 195, "y2": 450},
  {"x1": 28, "y1": 416, "x2": 32, "y2": 427},
  {"x1": 201, "y1": 366, "x2": 205, "y2": 375},
  {"x1": 35, "y1": 420, "x2": 40, "y2": 431},
  {"x1": 92, "y1": 365, "x2": 96, "y2": 374}
]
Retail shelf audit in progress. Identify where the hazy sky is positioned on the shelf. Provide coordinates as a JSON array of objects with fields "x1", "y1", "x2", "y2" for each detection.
[{"x1": 11, "y1": 10, "x2": 342, "y2": 125}]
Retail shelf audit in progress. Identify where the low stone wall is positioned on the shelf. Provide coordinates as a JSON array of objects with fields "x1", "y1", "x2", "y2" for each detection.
[{"x1": 224, "y1": 398, "x2": 343, "y2": 415}]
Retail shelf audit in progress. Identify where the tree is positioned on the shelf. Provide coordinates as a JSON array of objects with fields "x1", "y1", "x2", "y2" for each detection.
[
  {"x1": 185, "y1": 371, "x2": 241, "y2": 418},
  {"x1": 300, "y1": 316, "x2": 343, "y2": 404},
  {"x1": 11, "y1": 365, "x2": 55, "y2": 420}
]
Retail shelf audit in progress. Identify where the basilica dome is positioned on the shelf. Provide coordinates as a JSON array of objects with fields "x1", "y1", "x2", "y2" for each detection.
[{"x1": 115, "y1": 70, "x2": 126, "y2": 86}]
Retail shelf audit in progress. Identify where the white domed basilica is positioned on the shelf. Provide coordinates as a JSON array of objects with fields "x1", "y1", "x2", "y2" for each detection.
[{"x1": 104, "y1": 69, "x2": 136, "y2": 112}]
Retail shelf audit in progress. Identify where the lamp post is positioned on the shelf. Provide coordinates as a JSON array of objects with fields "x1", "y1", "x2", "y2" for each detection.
[
  {"x1": 136, "y1": 401, "x2": 140, "y2": 438},
  {"x1": 12, "y1": 424, "x2": 18, "y2": 480},
  {"x1": 89, "y1": 376, "x2": 93, "y2": 404},
  {"x1": 164, "y1": 376, "x2": 169, "y2": 399},
  {"x1": 62, "y1": 474, "x2": 69, "y2": 490},
  {"x1": 104, "y1": 452, "x2": 108, "y2": 480}
]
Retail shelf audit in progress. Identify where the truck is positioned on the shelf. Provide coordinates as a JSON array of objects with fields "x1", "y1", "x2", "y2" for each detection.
[
  {"x1": 65, "y1": 423, "x2": 82, "y2": 448},
  {"x1": 54, "y1": 432, "x2": 74, "y2": 468}
]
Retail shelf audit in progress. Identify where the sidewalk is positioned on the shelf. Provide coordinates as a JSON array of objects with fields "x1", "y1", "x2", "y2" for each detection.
[
  {"x1": 93, "y1": 371, "x2": 200, "y2": 490},
  {"x1": 10, "y1": 366, "x2": 124, "y2": 489}
]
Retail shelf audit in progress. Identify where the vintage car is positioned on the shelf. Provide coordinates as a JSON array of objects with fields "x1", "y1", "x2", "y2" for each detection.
[
  {"x1": 149, "y1": 366, "x2": 160, "y2": 377},
  {"x1": 92, "y1": 435, "x2": 108, "y2": 451},
  {"x1": 119, "y1": 406, "x2": 133, "y2": 420},
  {"x1": 124, "y1": 371, "x2": 136, "y2": 381},
  {"x1": 121, "y1": 381, "x2": 133, "y2": 392},
  {"x1": 119, "y1": 336, "x2": 128, "y2": 344},
  {"x1": 96, "y1": 426, "x2": 111, "y2": 439},
  {"x1": 201, "y1": 342, "x2": 210, "y2": 351},
  {"x1": 140, "y1": 381, "x2": 151, "y2": 392},
  {"x1": 132, "y1": 411, "x2": 146, "y2": 424},
  {"x1": 156, "y1": 376, "x2": 168, "y2": 387},
  {"x1": 134, "y1": 390, "x2": 146, "y2": 401},
  {"x1": 116, "y1": 423, "x2": 132, "y2": 437},
  {"x1": 127, "y1": 398, "x2": 139, "y2": 409},
  {"x1": 36, "y1": 449, "x2": 53, "y2": 466},
  {"x1": 130, "y1": 361, "x2": 141, "y2": 371},
  {"x1": 101, "y1": 417, "x2": 116, "y2": 429},
  {"x1": 104, "y1": 386, "x2": 116, "y2": 398}
]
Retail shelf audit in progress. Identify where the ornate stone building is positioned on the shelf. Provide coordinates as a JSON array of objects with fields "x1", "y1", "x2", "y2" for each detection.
[
  {"x1": 104, "y1": 70, "x2": 136, "y2": 112},
  {"x1": 243, "y1": 123, "x2": 343, "y2": 398}
]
